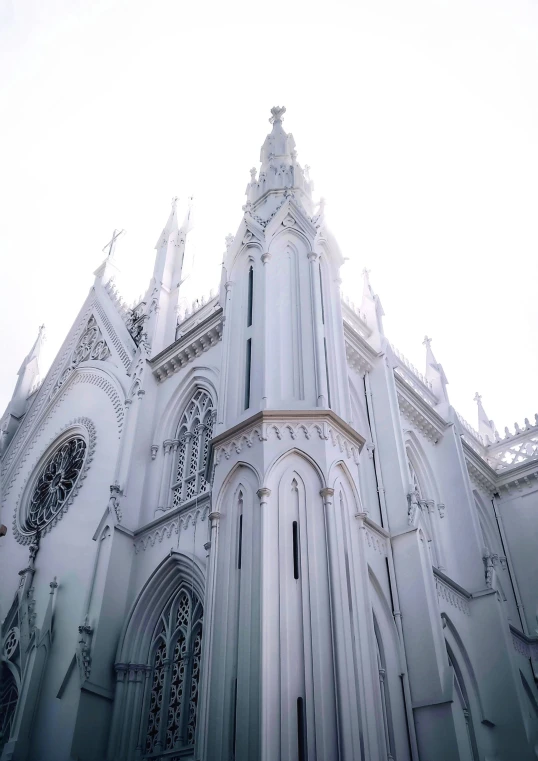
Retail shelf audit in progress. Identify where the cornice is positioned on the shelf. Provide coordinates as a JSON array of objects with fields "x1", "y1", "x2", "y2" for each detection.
[
  {"x1": 462, "y1": 439, "x2": 538, "y2": 496},
  {"x1": 344, "y1": 321, "x2": 379, "y2": 376},
  {"x1": 462, "y1": 441, "x2": 497, "y2": 495},
  {"x1": 394, "y1": 374, "x2": 448, "y2": 444},
  {"x1": 150, "y1": 307, "x2": 223, "y2": 383},
  {"x1": 212, "y1": 409, "x2": 366, "y2": 465}
]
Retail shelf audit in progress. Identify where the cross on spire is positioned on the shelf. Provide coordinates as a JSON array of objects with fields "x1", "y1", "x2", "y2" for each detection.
[
  {"x1": 423, "y1": 335, "x2": 432, "y2": 349},
  {"x1": 474, "y1": 392, "x2": 482, "y2": 404},
  {"x1": 102, "y1": 229, "x2": 125, "y2": 259}
]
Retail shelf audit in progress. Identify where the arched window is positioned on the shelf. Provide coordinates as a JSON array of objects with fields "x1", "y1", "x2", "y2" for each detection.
[
  {"x1": 407, "y1": 457, "x2": 423, "y2": 499},
  {"x1": 172, "y1": 390, "x2": 215, "y2": 508},
  {"x1": 144, "y1": 586, "x2": 203, "y2": 756},
  {"x1": 0, "y1": 664, "x2": 18, "y2": 753},
  {"x1": 374, "y1": 618, "x2": 395, "y2": 761},
  {"x1": 447, "y1": 649, "x2": 478, "y2": 761}
]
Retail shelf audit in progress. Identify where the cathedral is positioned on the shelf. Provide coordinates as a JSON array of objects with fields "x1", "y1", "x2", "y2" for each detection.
[{"x1": 1, "y1": 107, "x2": 538, "y2": 761}]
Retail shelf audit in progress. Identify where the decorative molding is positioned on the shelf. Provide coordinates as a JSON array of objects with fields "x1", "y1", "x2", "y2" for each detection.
[
  {"x1": 94, "y1": 301, "x2": 132, "y2": 369},
  {"x1": 77, "y1": 615, "x2": 93, "y2": 681},
  {"x1": 212, "y1": 410, "x2": 365, "y2": 466},
  {"x1": 2, "y1": 369, "x2": 122, "y2": 504},
  {"x1": 72, "y1": 372, "x2": 124, "y2": 435},
  {"x1": 510, "y1": 626, "x2": 538, "y2": 661},
  {"x1": 2, "y1": 305, "x2": 95, "y2": 475},
  {"x1": 11, "y1": 418, "x2": 97, "y2": 545},
  {"x1": 434, "y1": 570, "x2": 471, "y2": 616},
  {"x1": 364, "y1": 526, "x2": 388, "y2": 556},
  {"x1": 152, "y1": 308, "x2": 224, "y2": 383},
  {"x1": 134, "y1": 502, "x2": 210, "y2": 554},
  {"x1": 395, "y1": 375, "x2": 447, "y2": 444},
  {"x1": 150, "y1": 444, "x2": 159, "y2": 460},
  {"x1": 49, "y1": 316, "x2": 111, "y2": 399}
]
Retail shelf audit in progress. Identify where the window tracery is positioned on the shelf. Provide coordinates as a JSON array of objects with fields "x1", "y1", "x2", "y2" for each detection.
[
  {"x1": 0, "y1": 665, "x2": 18, "y2": 754},
  {"x1": 24, "y1": 436, "x2": 87, "y2": 533},
  {"x1": 172, "y1": 390, "x2": 215, "y2": 508},
  {"x1": 143, "y1": 587, "x2": 203, "y2": 757}
]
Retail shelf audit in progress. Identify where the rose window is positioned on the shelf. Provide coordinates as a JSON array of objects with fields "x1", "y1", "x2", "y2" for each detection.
[{"x1": 26, "y1": 437, "x2": 87, "y2": 532}]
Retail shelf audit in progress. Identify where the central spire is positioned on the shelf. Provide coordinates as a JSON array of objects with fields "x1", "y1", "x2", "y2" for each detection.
[{"x1": 245, "y1": 106, "x2": 314, "y2": 217}]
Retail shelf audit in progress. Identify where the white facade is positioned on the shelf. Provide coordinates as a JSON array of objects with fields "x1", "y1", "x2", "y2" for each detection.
[{"x1": 1, "y1": 106, "x2": 537, "y2": 761}]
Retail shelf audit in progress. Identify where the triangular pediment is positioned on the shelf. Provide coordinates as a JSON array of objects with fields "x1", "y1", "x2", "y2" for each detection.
[
  {"x1": 264, "y1": 196, "x2": 318, "y2": 243},
  {"x1": 1, "y1": 285, "x2": 134, "y2": 484}
]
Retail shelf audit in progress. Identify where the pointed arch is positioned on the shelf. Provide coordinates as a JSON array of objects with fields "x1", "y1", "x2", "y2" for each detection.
[
  {"x1": 441, "y1": 612, "x2": 489, "y2": 725},
  {"x1": 368, "y1": 567, "x2": 411, "y2": 761},
  {"x1": 265, "y1": 446, "x2": 327, "y2": 490},
  {"x1": 328, "y1": 459, "x2": 362, "y2": 512},
  {"x1": 116, "y1": 551, "x2": 205, "y2": 665},
  {"x1": 267, "y1": 225, "x2": 313, "y2": 254},
  {"x1": 214, "y1": 461, "x2": 262, "y2": 508},
  {"x1": 404, "y1": 431, "x2": 439, "y2": 503},
  {"x1": 109, "y1": 552, "x2": 206, "y2": 760},
  {"x1": 154, "y1": 366, "x2": 219, "y2": 445}
]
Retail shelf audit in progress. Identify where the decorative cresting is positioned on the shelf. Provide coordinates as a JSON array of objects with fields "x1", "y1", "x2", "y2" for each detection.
[
  {"x1": 143, "y1": 586, "x2": 203, "y2": 757},
  {"x1": 172, "y1": 390, "x2": 215, "y2": 508},
  {"x1": 13, "y1": 418, "x2": 96, "y2": 545},
  {"x1": 50, "y1": 315, "x2": 110, "y2": 398}
]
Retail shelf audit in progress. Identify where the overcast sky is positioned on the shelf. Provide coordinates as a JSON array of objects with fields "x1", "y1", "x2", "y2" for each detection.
[{"x1": 1, "y1": 0, "x2": 537, "y2": 435}]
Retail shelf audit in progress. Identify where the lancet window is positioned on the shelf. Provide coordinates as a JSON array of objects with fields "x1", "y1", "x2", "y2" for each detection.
[
  {"x1": 144, "y1": 586, "x2": 203, "y2": 757},
  {"x1": 172, "y1": 390, "x2": 215, "y2": 508},
  {"x1": 407, "y1": 458, "x2": 423, "y2": 499},
  {"x1": 374, "y1": 620, "x2": 395, "y2": 761}
]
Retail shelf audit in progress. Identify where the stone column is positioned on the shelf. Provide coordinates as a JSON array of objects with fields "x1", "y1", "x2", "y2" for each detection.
[
  {"x1": 257, "y1": 487, "x2": 273, "y2": 761},
  {"x1": 197, "y1": 510, "x2": 221, "y2": 761}
]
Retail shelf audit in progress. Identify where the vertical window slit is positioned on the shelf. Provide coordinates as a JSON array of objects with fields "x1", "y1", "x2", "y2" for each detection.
[
  {"x1": 232, "y1": 677, "x2": 238, "y2": 757},
  {"x1": 244, "y1": 339, "x2": 252, "y2": 410},
  {"x1": 318, "y1": 263, "x2": 325, "y2": 324},
  {"x1": 297, "y1": 697, "x2": 306, "y2": 761},
  {"x1": 247, "y1": 266, "x2": 253, "y2": 327},
  {"x1": 292, "y1": 521, "x2": 300, "y2": 580},
  {"x1": 324, "y1": 338, "x2": 331, "y2": 407},
  {"x1": 237, "y1": 514, "x2": 243, "y2": 570}
]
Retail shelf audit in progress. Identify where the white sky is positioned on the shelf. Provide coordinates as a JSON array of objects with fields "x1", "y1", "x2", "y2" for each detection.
[{"x1": 1, "y1": 0, "x2": 537, "y2": 434}]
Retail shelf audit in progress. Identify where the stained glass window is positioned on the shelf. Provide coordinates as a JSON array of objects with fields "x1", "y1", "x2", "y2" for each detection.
[
  {"x1": 0, "y1": 665, "x2": 18, "y2": 753},
  {"x1": 26, "y1": 437, "x2": 86, "y2": 532},
  {"x1": 172, "y1": 390, "x2": 214, "y2": 507},
  {"x1": 143, "y1": 587, "x2": 203, "y2": 756}
]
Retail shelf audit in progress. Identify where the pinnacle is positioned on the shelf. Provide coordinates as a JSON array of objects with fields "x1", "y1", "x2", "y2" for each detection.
[{"x1": 246, "y1": 107, "x2": 314, "y2": 217}]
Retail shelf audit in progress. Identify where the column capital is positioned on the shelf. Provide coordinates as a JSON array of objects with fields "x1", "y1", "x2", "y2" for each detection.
[
  {"x1": 257, "y1": 487, "x2": 271, "y2": 500},
  {"x1": 320, "y1": 487, "x2": 335, "y2": 500},
  {"x1": 307, "y1": 251, "x2": 319, "y2": 262},
  {"x1": 208, "y1": 511, "x2": 221, "y2": 524},
  {"x1": 261, "y1": 252, "x2": 271, "y2": 265}
]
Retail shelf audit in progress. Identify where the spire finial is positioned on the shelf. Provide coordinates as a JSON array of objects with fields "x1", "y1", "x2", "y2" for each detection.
[
  {"x1": 423, "y1": 335, "x2": 432, "y2": 349},
  {"x1": 474, "y1": 392, "x2": 482, "y2": 404},
  {"x1": 269, "y1": 106, "x2": 286, "y2": 124}
]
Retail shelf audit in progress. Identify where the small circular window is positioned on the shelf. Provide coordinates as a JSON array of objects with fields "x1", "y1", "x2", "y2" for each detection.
[{"x1": 25, "y1": 436, "x2": 87, "y2": 532}]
